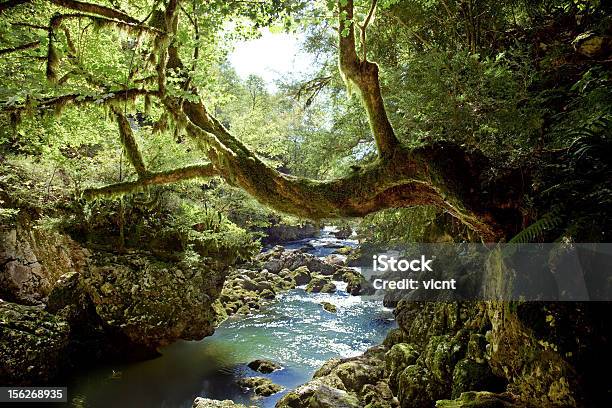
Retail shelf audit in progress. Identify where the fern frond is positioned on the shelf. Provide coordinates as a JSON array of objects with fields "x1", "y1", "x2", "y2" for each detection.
[{"x1": 509, "y1": 209, "x2": 563, "y2": 244}]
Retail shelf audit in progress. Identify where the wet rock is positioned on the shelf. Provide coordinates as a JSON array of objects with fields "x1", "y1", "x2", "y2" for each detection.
[
  {"x1": 238, "y1": 376, "x2": 284, "y2": 396},
  {"x1": 306, "y1": 276, "x2": 336, "y2": 293},
  {"x1": 333, "y1": 227, "x2": 352, "y2": 239},
  {"x1": 384, "y1": 343, "x2": 420, "y2": 392},
  {"x1": 193, "y1": 397, "x2": 255, "y2": 408},
  {"x1": 84, "y1": 251, "x2": 227, "y2": 351},
  {"x1": 451, "y1": 358, "x2": 503, "y2": 399},
  {"x1": 248, "y1": 359, "x2": 282, "y2": 373},
  {"x1": 276, "y1": 381, "x2": 361, "y2": 408},
  {"x1": 290, "y1": 266, "x2": 311, "y2": 285},
  {"x1": 321, "y1": 301, "x2": 337, "y2": 313},
  {"x1": 397, "y1": 364, "x2": 446, "y2": 408},
  {"x1": 435, "y1": 391, "x2": 520, "y2": 407},
  {"x1": 0, "y1": 300, "x2": 70, "y2": 385}
]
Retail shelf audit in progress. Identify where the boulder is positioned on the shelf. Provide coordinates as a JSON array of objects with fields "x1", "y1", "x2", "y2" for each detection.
[
  {"x1": 238, "y1": 376, "x2": 283, "y2": 396},
  {"x1": 290, "y1": 266, "x2": 311, "y2": 285},
  {"x1": 321, "y1": 301, "x2": 337, "y2": 313},
  {"x1": 83, "y1": 251, "x2": 227, "y2": 351},
  {"x1": 248, "y1": 359, "x2": 282, "y2": 374},
  {"x1": 306, "y1": 276, "x2": 336, "y2": 293},
  {"x1": 0, "y1": 301, "x2": 70, "y2": 385},
  {"x1": 342, "y1": 270, "x2": 375, "y2": 296},
  {"x1": 193, "y1": 397, "x2": 255, "y2": 408},
  {"x1": 435, "y1": 391, "x2": 520, "y2": 407},
  {"x1": 276, "y1": 380, "x2": 361, "y2": 408},
  {"x1": 333, "y1": 227, "x2": 353, "y2": 239},
  {"x1": 384, "y1": 343, "x2": 420, "y2": 392}
]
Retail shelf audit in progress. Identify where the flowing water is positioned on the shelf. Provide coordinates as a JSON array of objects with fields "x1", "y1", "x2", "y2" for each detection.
[{"x1": 68, "y1": 228, "x2": 395, "y2": 408}]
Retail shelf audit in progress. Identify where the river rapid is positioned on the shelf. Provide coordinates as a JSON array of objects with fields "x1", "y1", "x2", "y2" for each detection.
[{"x1": 69, "y1": 228, "x2": 395, "y2": 408}]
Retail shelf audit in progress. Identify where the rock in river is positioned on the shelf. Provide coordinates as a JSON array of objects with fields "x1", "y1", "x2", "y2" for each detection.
[
  {"x1": 321, "y1": 301, "x2": 337, "y2": 313},
  {"x1": 193, "y1": 397, "x2": 255, "y2": 408},
  {"x1": 306, "y1": 276, "x2": 337, "y2": 293},
  {"x1": 248, "y1": 358, "x2": 282, "y2": 373},
  {"x1": 238, "y1": 376, "x2": 284, "y2": 396}
]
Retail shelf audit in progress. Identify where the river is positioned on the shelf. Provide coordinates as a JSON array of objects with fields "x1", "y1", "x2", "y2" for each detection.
[{"x1": 68, "y1": 228, "x2": 395, "y2": 407}]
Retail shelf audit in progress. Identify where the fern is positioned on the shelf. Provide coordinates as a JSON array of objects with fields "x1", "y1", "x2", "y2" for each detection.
[{"x1": 509, "y1": 209, "x2": 563, "y2": 244}]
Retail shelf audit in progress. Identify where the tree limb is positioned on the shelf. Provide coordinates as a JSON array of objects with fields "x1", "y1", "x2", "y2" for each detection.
[
  {"x1": 359, "y1": 0, "x2": 377, "y2": 60},
  {"x1": 111, "y1": 106, "x2": 149, "y2": 178},
  {"x1": 0, "y1": 0, "x2": 29, "y2": 14},
  {"x1": 338, "y1": 0, "x2": 399, "y2": 158},
  {"x1": 0, "y1": 40, "x2": 40, "y2": 56},
  {"x1": 83, "y1": 164, "x2": 218, "y2": 198},
  {"x1": 49, "y1": 0, "x2": 139, "y2": 24},
  {"x1": 2, "y1": 88, "x2": 159, "y2": 113}
]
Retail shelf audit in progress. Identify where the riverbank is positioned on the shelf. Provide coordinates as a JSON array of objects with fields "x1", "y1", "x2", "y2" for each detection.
[{"x1": 66, "y1": 229, "x2": 395, "y2": 407}]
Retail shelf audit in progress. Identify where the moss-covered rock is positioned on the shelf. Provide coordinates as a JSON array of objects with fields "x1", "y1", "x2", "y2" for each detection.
[
  {"x1": 248, "y1": 359, "x2": 282, "y2": 374},
  {"x1": 397, "y1": 364, "x2": 447, "y2": 408},
  {"x1": 435, "y1": 391, "x2": 519, "y2": 407},
  {"x1": 290, "y1": 266, "x2": 312, "y2": 285},
  {"x1": 423, "y1": 334, "x2": 466, "y2": 385},
  {"x1": 275, "y1": 380, "x2": 361, "y2": 408},
  {"x1": 193, "y1": 397, "x2": 255, "y2": 407},
  {"x1": 451, "y1": 359, "x2": 504, "y2": 399},
  {"x1": 384, "y1": 343, "x2": 420, "y2": 392},
  {"x1": 321, "y1": 301, "x2": 337, "y2": 313},
  {"x1": 342, "y1": 269, "x2": 375, "y2": 295},
  {"x1": 238, "y1": 376, "x2": 284, "y2": 396},
  {"x1": 306, "y1": 276, "x2": 336, "y2": 293},
  {"x1": 0, "y1": 301, "x2": 70, "y2": 385},
  {"x1": 83, "y1": 251, "x2": 227, "y2": 351}
]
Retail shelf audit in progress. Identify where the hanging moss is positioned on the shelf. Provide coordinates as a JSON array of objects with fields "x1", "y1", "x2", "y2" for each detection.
[{"x1": 46, "y1": 36, "x2": 60, "y2": 83}]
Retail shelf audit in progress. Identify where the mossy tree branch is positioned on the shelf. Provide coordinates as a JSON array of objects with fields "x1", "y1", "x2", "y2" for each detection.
[
  {"x1": 0, "y1": 40, "x2": 40, "y2": 56},
  {"x1": 82, "y1": 164, "x2": 218, "y2": 198},
  {"x1": 3, "y1": 88, "x2": 160, "y2": 113},
  {"x1": 111, "y1": 106, "x2": 149, "y2": 178},
  {"x1": 7, "y1": 0, "x2": 522, "y2": 241},
  {"x1": 338, "y1": 0, "x2": 399, "y2": 159}
]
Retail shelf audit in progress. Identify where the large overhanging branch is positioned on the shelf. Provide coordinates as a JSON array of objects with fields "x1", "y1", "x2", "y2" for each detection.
[
  {"x1": 3, "y1": 88, "x2": 159, "y2": 113},
  {"x1": 0, "y1": 0, "x2": 138, "y2": 24},
  {"x1": 163, "y1": 95, "x2": 506, "y2": 241},
  {"x1": 82, "y1": 164, "x2": 218, "y2": 198},
  {"x1": 7, "y1": 0, "x2": 515, "y2": 241}
]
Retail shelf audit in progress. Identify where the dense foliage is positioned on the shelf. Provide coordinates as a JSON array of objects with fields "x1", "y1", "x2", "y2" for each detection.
[{"x1": 0, "y1": 0, "x2": 610, "y2": 245}]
